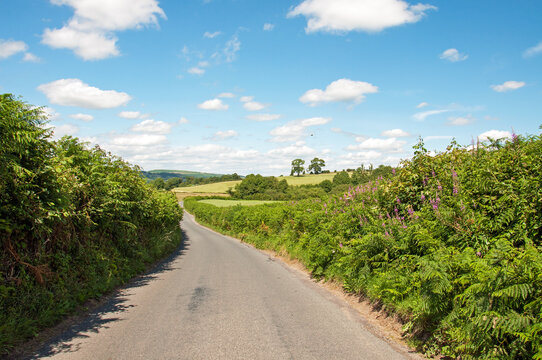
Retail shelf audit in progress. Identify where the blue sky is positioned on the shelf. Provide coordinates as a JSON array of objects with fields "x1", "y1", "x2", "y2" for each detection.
[{"x1": 1, "y1": 0, "x2": 541, "y2": 175}]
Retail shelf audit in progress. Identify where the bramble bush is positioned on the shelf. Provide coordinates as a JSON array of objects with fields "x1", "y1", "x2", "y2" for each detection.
[
  {"x1": 185, "y1": 131, "x2": 542, "y2": 359},
  {"x1": 0, "y1": 94, "x2": 183, "y2": 354}
]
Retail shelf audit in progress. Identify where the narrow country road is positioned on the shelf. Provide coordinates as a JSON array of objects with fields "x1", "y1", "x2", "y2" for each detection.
[{"x1": 28, "y1": 211, "x2": 418, "y2": 360}]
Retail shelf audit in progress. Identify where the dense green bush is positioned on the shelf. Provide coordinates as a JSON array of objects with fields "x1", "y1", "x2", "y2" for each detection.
[
  {"x1": 0, "y1": 94, "x2": 183, "y2": 354},
  {"x1": 185, "y1": 132, "x2": 542, "y2": 359}
]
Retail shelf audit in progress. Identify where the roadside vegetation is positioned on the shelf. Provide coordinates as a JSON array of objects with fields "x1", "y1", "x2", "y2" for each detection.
[
  {"x1": 198, "y1": 199, "x2": 281, "y2": 207},
  {"x1": 184, "y1": 131, "x2": 542, "y2": 359},
  {"x1": 0, "y1": 95, "x2": 183, "y2": 354}
]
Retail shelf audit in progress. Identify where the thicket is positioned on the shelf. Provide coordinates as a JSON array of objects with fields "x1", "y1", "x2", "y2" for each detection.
[
  {"x1": 0, "y1": 94, "x2": 183, "y2": 354},
  {"x1": 185, "y1": 132, "x2": 542, "y2": 359},
  {"x1": 229, "y1": 174, "x2": 328, "y2": 200}
]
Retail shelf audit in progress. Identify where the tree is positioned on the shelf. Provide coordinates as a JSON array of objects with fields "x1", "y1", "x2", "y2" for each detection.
[
  {"x1": 308, "y1": 157, "x2": 325, "y2": 174},
  {"x1": 291, "y1": 159, "x2": 305, "y2": 176},
  {"x1": 333, "y1": 170, "x2": 351, "y2": 185}
]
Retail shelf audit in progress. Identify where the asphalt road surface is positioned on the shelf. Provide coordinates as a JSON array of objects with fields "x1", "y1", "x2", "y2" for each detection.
[{"x1": 29, "y1": 211, "x2": 418, "y2": 360}]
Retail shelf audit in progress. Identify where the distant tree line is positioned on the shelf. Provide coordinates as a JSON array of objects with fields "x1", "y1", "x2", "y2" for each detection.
[
  {"x1": 149, "y1": 173, "x2": 242, "y2": 190},
  {"x1": 230, "y1": 164, "x2": 395, "y2": 200}
]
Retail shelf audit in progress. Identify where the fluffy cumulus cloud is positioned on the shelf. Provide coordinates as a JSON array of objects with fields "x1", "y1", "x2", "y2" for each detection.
[
  {"x1": 198, "y1": 98, "x2": 229, "y2": 111},
  {"x1": 267, "y1": 142, "x2": 317, "y2": 157},
  {"x1": 111, "y1": 133, "x2": 167, "y2": 146},
  {"x1": 243, "y1": 101, "x2": 267, "y2": 111},
  {"x1": 38, "y1": 78, "x2": 132, "y2": 109},
  {"x1": 178, "y1": 117, "x2": 189, "y2": 124},
  {"x1": 69, "y1": 113, "x2": 94, "y2": 122},
  {"x1": 287, "y1": 0, "x2": 436, "y2": 33},
  {"x1": 118, "y1": 111, "x2": 147, "y2": 119},
  {"x1": 213, "y1": 130, "x2": 238, "y2": 140},
  {"x1": 479, "y1": 130, "x2": 512, "y2": 142},
  {"x1": 381, "y1": 128, "x2": 410, "y2": 137},
  {"x1": 51, "y1": 123, "x2": 79, "y2": 138},
  {"x1": 246, "y1": 113, "x2": 281, "y2": 122},
  {"x1": 523, "y1": 41, "x2": 542, "y2": 58},
  {"x1": 131, "y1": 119, "x2": 173, "y2": 134},
  {"x1": 270, "y1": 117, "x2": 331, "y2": 142},
  {"x1": 42, "y1": 0, "x2": 166, "y2": 60},
  {"x1": 440, "y1": 48, "x2": 468, "y2": 62},
  {"x1": 346, "y1": 137, "x2": 406, "y2": 152},
  {"x1": 240, "y1": 96, "x2": 254, "y2": 102},
  {"x1": 300, "y1": 78, "x2": 378, "y2": 106},
  {"x1": 491, "y1": 81, "x2": 526, "y2": 93},
  {"x1": 263, "y1": 23, "x2": 275, "y2": 31},
  {"x1": 218, "y1": 92, "x2": 235, "y2": 98},
  {"x1": 0, "y1": 39, "x2": 28, "y2": 59}
]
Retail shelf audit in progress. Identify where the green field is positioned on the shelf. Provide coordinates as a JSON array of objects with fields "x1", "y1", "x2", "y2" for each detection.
[
  {"x1": 173, "y1": 173, "x2": 337, "y2": 194},
  {"x1": 198, "y1": 199, "x2": 281, "y2": 207},
  {"x1": 174, "y1": 180, "x2": 242, "y2": 193}
]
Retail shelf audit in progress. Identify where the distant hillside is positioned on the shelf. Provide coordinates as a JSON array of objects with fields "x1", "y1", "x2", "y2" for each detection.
[{"x1": 141, "y1": 169, "x2": 225, "y2": 180}]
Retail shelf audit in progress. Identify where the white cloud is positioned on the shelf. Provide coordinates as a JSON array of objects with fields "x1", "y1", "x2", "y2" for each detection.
[
  {"x1": 416, "y1": 101, "x2": 429, "y2": 108},
  {"x1": 223, "y1": 34, "x2": 240, "y2": 62},
  {"x1": 300, "y1": 78, "x2": 378, "y2": 106},
  {"x1": 37, "y1": 78, "x2": 131, "y2": 109},
  {"x1": 413, "y1": 109, "x2": 449, "y2": 121},
  {"x1": 42, "y1": 0, "x2": 166, "y2": 60},
  {"x1": 198, "y1": 98, "x2": 229, "y2": 111},
  {"x1": 0, "y1": 39, "x2": 28, "y2": 59},
  {"x1": 267, "y1": 144, "x2": 316, "y2": 157},
  {"x1": 131, "y1": 119, "x2": 173, "y2": 134},
  {"x1": 23, "y1": 52, "x2": 41, "y2": 62},
  {"x1": 240, "y1": 96, "x2": 254, "y2": 102},
  {"x1": 51, "y1": 123, "x2": 79, "y2": 138},
  {"x1": 118, "y1": 111, "x2": 145, "y2": 119},
  {"x1": 347, "y1": 137, "x2": 406, "y2": 152},
  {"x1": 246, "y1": 113, "x2": 281, "y2": 121},
  {"x1": 479, "y1": 130, "x2": 512, "y2": 142},
  {"x1": 381, "y1": 128, "x2": 410, "y2": 137},
  {"x1": 440, "y1": 48, "x2": 468, "y2": 62},
  {"x1": 69, "y1": 113, "x2": 94, "y2": 122},
  {"x1": 203, "y1": 31, "x2": 222, "y2": 38},
  {"x1": 523, "y1": 41, "x2": 542, "y2": 58},
  {"x1": 287, "y1": 0, "x2": 436, "y2": 33},
  {"x1": 213, "y1": 130, "x2": 238, "y2": 140},
  {"x1": 448, "y1": 116, "x2": 473, "y2": 126},
  {"x1": 491, "y1": 81, "x2": 525, "y2": 92},
  {"x1": 188, "y1": 67, "x2": 205, "y2": 75},
  {"x1": 270, "y1": 117, "x2": 331, "y2": 142},
  {"x1": 41, "y1": 107, "x2": 60, "y2": 120},
  {"x1": 243, "y1": 101, "x2": 267, "y2": 111},
  {"x1": 178, "y1": 117, "x2": 189, "y2": 124},
  {"x1": 263, "y1": 23, "x2": 275, "y2": 31},
  {"x1": 218, "y1": 92, "x2": 235, "y2": 98},
  {"x1": 111, "y1": 133, "x2": 167, "y2": 146}
]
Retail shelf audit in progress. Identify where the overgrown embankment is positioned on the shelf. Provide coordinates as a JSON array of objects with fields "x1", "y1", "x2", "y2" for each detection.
[
  {"x1": 185, "y1": 133, "x2": 542, "y2": 359},
  {"x1": 0, "y1": 94, "x2": 183, "y2": 354}
]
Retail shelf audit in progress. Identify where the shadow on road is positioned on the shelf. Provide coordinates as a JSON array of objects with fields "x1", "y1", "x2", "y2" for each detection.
[{"x1": 23, "y1": 234, "x2": 191, "y2": 359}]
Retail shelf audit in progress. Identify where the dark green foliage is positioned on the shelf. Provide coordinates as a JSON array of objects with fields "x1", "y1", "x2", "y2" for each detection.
[
  {"x1": 291, "y1": 159, "x2": 305, "y2": 176},
  {"x1": 0, "y1": 95, "x2": 183, "y2": 354},
  {"x1": 332, "y1": 170, "x2": 351, "y2": 185},
  {"x1": 308, "y1": 157, "x2": 325, "y2": 174},
  {"x1": 185, "y1": 131, "x2": 542, "y2": 359}
]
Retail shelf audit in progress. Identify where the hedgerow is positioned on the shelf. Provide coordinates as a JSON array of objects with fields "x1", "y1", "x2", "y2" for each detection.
[
  {"x1": 0, "y1": 94, "x2": 183, "y2": 354},
  {"x1": 185, "y1": 131, "x2": 542, "y2": 359}
]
